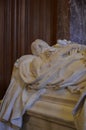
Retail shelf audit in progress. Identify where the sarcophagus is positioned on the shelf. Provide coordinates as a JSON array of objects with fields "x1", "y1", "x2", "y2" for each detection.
[{"x1": 22, "y1": 89, "x2": 80, "y2": 130}]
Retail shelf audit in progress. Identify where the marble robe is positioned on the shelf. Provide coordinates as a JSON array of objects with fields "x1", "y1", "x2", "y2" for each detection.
[{"x1": 0, "y1": 40, "x2": 86, "y2": 130}]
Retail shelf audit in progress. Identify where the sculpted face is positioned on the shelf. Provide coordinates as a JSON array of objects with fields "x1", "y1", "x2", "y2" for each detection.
[{"x1": 31, "y1": 39, "x2": 50, "y2": 55}]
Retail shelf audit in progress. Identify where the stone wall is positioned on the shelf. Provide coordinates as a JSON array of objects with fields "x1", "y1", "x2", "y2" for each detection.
[{"x1": 70, "y1": 0, "x2": 86, "y2": 45}]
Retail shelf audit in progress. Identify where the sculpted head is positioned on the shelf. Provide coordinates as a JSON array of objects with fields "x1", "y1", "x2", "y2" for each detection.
[{"x1": 31, "y1": 39, "x2": 50, "y2": 55}]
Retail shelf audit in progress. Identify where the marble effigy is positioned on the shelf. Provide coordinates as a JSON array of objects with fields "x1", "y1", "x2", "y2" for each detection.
[{"x1": 0, "y1": 39, "x2": 86, "y2": 130}]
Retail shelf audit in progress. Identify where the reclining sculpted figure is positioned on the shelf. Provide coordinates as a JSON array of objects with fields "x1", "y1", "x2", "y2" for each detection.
[{"x1": 0, "y1": 39, "x2": 86, "y2": 130}]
